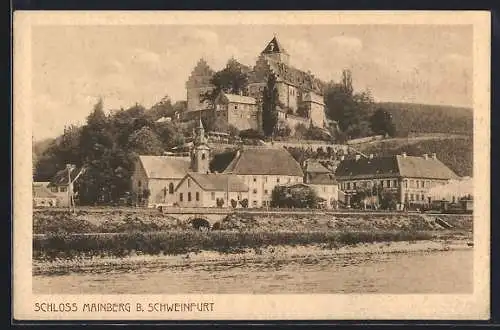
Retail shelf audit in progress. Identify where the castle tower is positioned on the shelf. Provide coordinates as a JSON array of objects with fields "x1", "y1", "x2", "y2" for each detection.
[
  {"x1": 191, "y1": 119, "x2": 211, "y2": 173},
  {"x1": 261, "y1": 35, "x2": 290, "y2": 65},
  {"x1": 186, "y1": 58, "x2": 215, "y2": 112}
]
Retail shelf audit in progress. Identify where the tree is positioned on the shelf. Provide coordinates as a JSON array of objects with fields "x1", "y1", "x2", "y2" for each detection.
[
  {"x1": 239, "y1": 198, "x2": 249, "y2": 208},
  {"x1": 230, "y1": 199, "x2": 238, "y2": 208},
  {"x1": 370, "y1": 108, "x2": 396, "y2": 137},
  {"x1": 262, "y1": 73, "x2": 279, "y2": 137},
  {"x1": 128, "y1": 127, "x2": 164, "y2": 155},
  {"x1": 201, "y1": 59, "x2": 249, "y2": 106},
  {"x1": 275, "y1": 120, "x2": 291, "y2": 138}
]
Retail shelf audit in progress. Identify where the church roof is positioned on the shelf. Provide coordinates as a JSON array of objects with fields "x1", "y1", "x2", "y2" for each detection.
[
  {"x1": 224, "y1": 147, "x2": 304, "y2": 177},
  {"x1": 261, "y1": 36, "x2": 289, "y2": 55},
  {"x1": 138, "y1": 155, "x2": 191, "y2": 179},
  {"x1": 182, "y1": 172, "x2": 249, "y2": 192}
]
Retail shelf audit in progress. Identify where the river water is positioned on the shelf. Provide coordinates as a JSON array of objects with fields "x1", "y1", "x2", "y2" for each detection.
[{"x1": 33, "y1": 249, "x2": 472, "y2": 294}]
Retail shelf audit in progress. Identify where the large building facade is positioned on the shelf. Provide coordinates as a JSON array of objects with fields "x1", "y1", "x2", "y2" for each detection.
[
  {"x1": 185, "y1": 36, "x2": 328, "y2": 133},
  {"x1": 334, "y1": 153, "x2": 460, "y2": 209}
]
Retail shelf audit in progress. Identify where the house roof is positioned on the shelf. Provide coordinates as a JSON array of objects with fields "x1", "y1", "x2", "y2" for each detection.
[
  {"x1": 335, "y1": 155, "x2": 459, "y2": 180},
  {"x1": 33, "y1": 184, "x2": 57, "y2": 198},
  {"x1": 396, "y1": 155, "x2": 460, "y2": 180},
  {"x1": 183, "y1": 172, "x2": 249, "y2": 192},
  {"x1": 48, "y1": 166, "x2": 84, "y2": 186},
  {"x1": 307, "y1": 173, "x2": 338, "y2": 185},
  {"x1": 266, "y1": 60, "x2": 326, "y2": 95},
  {"x1": 224, "y1": 147, "x2": 304, "y2": 177},
  {"x1": 222, "y1": 93, "x2": 256, "y2": 105},
  {"x1": 138, "y1": 155, "x2": 191, "y2": 179},
  {"x1": 305, "y1": 160, "x2": 331, "y2": 174}
]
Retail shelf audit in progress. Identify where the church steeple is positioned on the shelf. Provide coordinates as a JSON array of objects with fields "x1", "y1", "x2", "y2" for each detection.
[
  {"x1": 191, "y1": 119, "x2": 210, "y2": 173},
  {"x1": 261, "y1": 35, "x2": 290, "y2": 65}
]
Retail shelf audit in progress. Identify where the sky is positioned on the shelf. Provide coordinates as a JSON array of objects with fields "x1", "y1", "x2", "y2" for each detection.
[{"x1": 32, "y1": 24, "x2": 472, "y2": 141}]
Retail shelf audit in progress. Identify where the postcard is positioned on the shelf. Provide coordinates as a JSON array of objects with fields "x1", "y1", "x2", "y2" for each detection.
[{"x1": 13, "y1": 10, "x2": 490, "y2": 321}]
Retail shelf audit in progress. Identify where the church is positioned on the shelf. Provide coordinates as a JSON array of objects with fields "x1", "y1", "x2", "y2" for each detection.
[{"x1": 185, "y1": 36, "x2": 330, "y2": 134}]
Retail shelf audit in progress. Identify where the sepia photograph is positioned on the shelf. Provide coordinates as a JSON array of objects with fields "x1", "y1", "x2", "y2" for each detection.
[{"x1": 13, "y1": 11, "x2": 490, "y2": 320}]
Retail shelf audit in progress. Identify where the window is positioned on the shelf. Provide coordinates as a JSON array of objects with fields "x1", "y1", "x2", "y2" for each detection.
[
  {"x1": 380, "y1": 181, "x2": 384, "y2": 188},
  {"x1": 277, "y1": 178, "x2": 280, "y2": 183},
  {"x1": 169, "y1": 183, "x2": 174, "y2": 194},
  {"x1": 404, "y1": 181, "x2": 408, "y2": 188},
  {"x1": 180, "y1": 193, "x2": 184, "y2": 202},
  {"x1": 410, "y1": 194, "x2": 414, "y2": 201},
  {"x1": 188, "y1": 192, "x2": 192, "y2": 201},
  {"x1": 187, "y1": 179, "x2": 191, "y2": 188},
  {"x1": 234, "y1": 105, "x2": 238, "y2": 109},
  {"x1": 138, "y1": 180, "x2": 142, "y2": 188},
  {"x1": 253, "y1": 177, "x2": 257, "y2": 182},
  {"x1": 421, "y1": 180, "x2": 425, "y2": 188},
  {"x1": 353, "y1": 182, "x2": 357, "y2": 189},
  {"x1": 264, "y1": 189, "x2": 268, "y2": 194},
  {"x1": 393, "y1": 180, "x2": 398, "y2": 187},
  {"x1": 386, "y1": 180, "x2": 390, "y2": 188},
  {"x1": 50, "y1": 187, "x2": 58, "y2": 193},
  {"x1": 211, "y1": 192, "x2": 215, "y2": 200},
  {"x1": 264, "y1": 177, "x2": 268, "y2": 183},
  {"x1": 416, "y1": 181, "x2": 420, "y2": 188},
  {"x1": 410, "y1": 180, "x2": 415, "y2": 188},
  {"x1": 347, "y1": 182, "x2": 351, "y2": 190},
  {"x1": 288, "y1": 178, "x2": 291, "y2": 183},
  {"x1": 252, "y1": 200, "x2": 258, "y2": 206},
  {"x1": 404, "y1": 193, "x2": 408, "y2": 201},
  {"x1": 163, "y1": 187, "x2": 167, "y2": 197},
  {"x1": 253, "y1": 189, "x2": 258, "y2": 194},
  {"x1": 60, "y1": 187, "x2": 67, "y2": 193},
  {"x1": 421, "y1": 194, "x2": 425, "y2": 201},
  {"x1": 196, "y1": 192, "x2": 200, "y2": 201},
  {"x1": 202, "y1": 153, "x2": 206, "y2": 160}
]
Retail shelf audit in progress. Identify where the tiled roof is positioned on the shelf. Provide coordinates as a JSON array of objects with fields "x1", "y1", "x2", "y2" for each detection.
[
  {"x1": 396, "y1": 155, "x2": 459, "y2": 180},
  {"x1": 185, "y1": 172, "x2": 249, "y2": 192},
  {"x1": 33, "y1": 184, "x2": 57, "y2": 198},
  {"x1": 138, "y1": 155, "x2": 191, "y2": 179},
  {"x1": 267, "y1": 60, "x2": 326, "y2": 95},
  {"x1": 224, "y1": 147, "x2": 304, "y2": 177},
  {"x1": 335, "y1": 155, "x2": 459, "y2": 180},
  {"x1": 48, "y1": 166, "x2": 84, "y2": 186}
]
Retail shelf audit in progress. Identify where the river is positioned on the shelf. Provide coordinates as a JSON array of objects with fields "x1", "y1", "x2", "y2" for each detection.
[{"x1": 33, "y1": 249, "x2": 472, "y2": 294}]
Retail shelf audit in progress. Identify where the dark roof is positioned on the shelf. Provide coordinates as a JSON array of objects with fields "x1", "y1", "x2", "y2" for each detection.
[
  {"x1": 33, "y1": 184, "x2": 57, "y2": 198},
  {"x1": 335, "y1": 155, "x2": 459, "y2": 180},
  {"x1": 210, "y1": 150, "x2": 239, "y2": 173},
  {"x1": 267, "y1": 60, "x2": 325, "y2": 95},
  {"x1": 307, "y1": 173, "x2": 338, "y2": 185},
  {"x1": 224, "y1": 147, "x2": 304, "y2": 177},
  {"x1": 48, "y1": 166, "x2": 84, "y2": 186},
  {"x1": 261, "y1": 36, "x2": 288, "y2": 55},
  {"x1": 184, "y1": 172, "x2": 249, "y2": 192}
]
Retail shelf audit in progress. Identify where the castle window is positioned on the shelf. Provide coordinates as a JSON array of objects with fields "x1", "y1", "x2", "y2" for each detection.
[
  {"x1": 196, "y1": 192, "x2": 200, "y2": 201},
  {"x1": 253, "y1": 177, "x2": 257, "y2": 182},
  {"x1": 50, "y1": 187, "x2": 58, "y2": 193},
  {"x1": 188, "y1": 192, "x2": 192, "y2": 201},
  {"x1": 60, "y1": 187, "x2": 67, "y2": 193},
  {"x1": 169, "y1": 183, "x2": 174, "y2": 194},
  {"x1": 234, "y1": 105, "x2": 238, "y2": 109},
  {"x1": 180, "y1": 193, "x2": 184, "y2": 202},
  {"x1": 202, "y1": 153, "x2": 206, "y2": 160},
  {"x1": 138, "y1": 180, "x2": 142, "y2": 188},
  {"x1": 264, "y1": 189, "x2": 268, "y2": 194}
]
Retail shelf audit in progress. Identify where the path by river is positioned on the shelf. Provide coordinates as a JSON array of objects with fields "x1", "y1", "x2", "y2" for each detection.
[{"x1": 33, "y1": 249, "x2": 472, "y2": 294}]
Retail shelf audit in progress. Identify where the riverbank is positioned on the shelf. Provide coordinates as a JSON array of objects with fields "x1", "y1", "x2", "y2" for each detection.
[{"x1": 33, "y1": 237, "x2": 472, "y2": 276}]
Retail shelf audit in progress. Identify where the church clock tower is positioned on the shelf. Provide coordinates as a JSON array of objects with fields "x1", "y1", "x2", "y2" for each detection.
[{"x1": 191, "y1": 119, "x2": 210, "y2": 173}]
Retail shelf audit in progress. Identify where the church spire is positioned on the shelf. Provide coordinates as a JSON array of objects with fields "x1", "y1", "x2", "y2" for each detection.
[{"x1": 261, "y1": 35, "x2": 289, "y2": 65}]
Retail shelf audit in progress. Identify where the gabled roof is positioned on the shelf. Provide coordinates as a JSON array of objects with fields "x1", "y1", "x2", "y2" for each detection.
[
  {"x1": 396, "y1": 155, "x2": 459, "y2": 180},
  {"x1": 224, "y1": 147, "x2": 304, "y2": 177},
  {"x1": 261, "y1": 36, "x2": 288, "y2": 55},
  {"x1": 33, "y1": 184, "x2": 57, "y2": 198},
  {"x1": 48, "y1": 166, "x2": 84, "y2": 187},
  {"x1": 138, "y1": 155, "x2": 191, "y2": 179},
  {"x1": 335, "y1": 155, "x2": 459, "y2": 180},
  {"x1": 180, "y1": 172, "x2": 249, "y2": 192}
]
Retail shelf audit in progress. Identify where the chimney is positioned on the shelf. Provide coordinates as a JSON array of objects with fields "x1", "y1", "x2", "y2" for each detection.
[
  {"x1": 369, "y1": 154, "x2": 374, "y2": 159},
  {"x1": 355, "y1": 154, "x2": 361, "y2": 161},
  {"x1": 423, "y1": 153, "x2": 428, "y2": 160},
  {"x1": 401, "y1": 152, "x2": 407, "y2": 158},
  {"x1": 432, "y1": 153, "x2": 437, "y2": 160}
]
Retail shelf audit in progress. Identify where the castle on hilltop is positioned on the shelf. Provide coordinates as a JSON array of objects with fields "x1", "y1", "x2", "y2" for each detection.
[{"x1": 185, "y1": 36, "x2": 332, "y2": 134}]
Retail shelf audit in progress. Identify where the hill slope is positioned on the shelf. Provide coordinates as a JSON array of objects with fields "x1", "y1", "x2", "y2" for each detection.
[{"x1": 377, "y1": 102, "x2": 473, "y2": 137}]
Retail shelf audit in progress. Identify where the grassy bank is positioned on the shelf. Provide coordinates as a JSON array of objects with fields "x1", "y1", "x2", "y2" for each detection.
[{"x1": 33, "y1": 230, "x2": 440, "y2": 261}]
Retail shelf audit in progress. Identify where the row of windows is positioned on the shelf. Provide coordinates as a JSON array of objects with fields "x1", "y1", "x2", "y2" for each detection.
[
  {"x1": 251, "y1": 176, "x2": 301, "y2": 184},
  {"x1": 405, "y1": 193, "x2": 429, "y2": 202},
  {"x1": 406, "y1": 180, "x2": 431, "y2": 189},
  {"x1": 179, "y1": 192, "x2": 200, "y2": 202},
  {"x1": 342, "y1": 179, "x2": 398, "y2": 190},
  {"x1": 50, "y1": 186, "x2": 67, "y2": 193}
]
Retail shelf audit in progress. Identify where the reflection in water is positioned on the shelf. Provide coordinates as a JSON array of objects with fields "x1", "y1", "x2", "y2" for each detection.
[{"x1": 33, "y1": 250, "x2": 472, "y2": 294}]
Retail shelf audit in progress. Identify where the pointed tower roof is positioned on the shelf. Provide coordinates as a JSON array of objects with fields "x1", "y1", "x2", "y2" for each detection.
[{"x1": 261, "y1": 35, "x2": 288, "y2": 55}]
